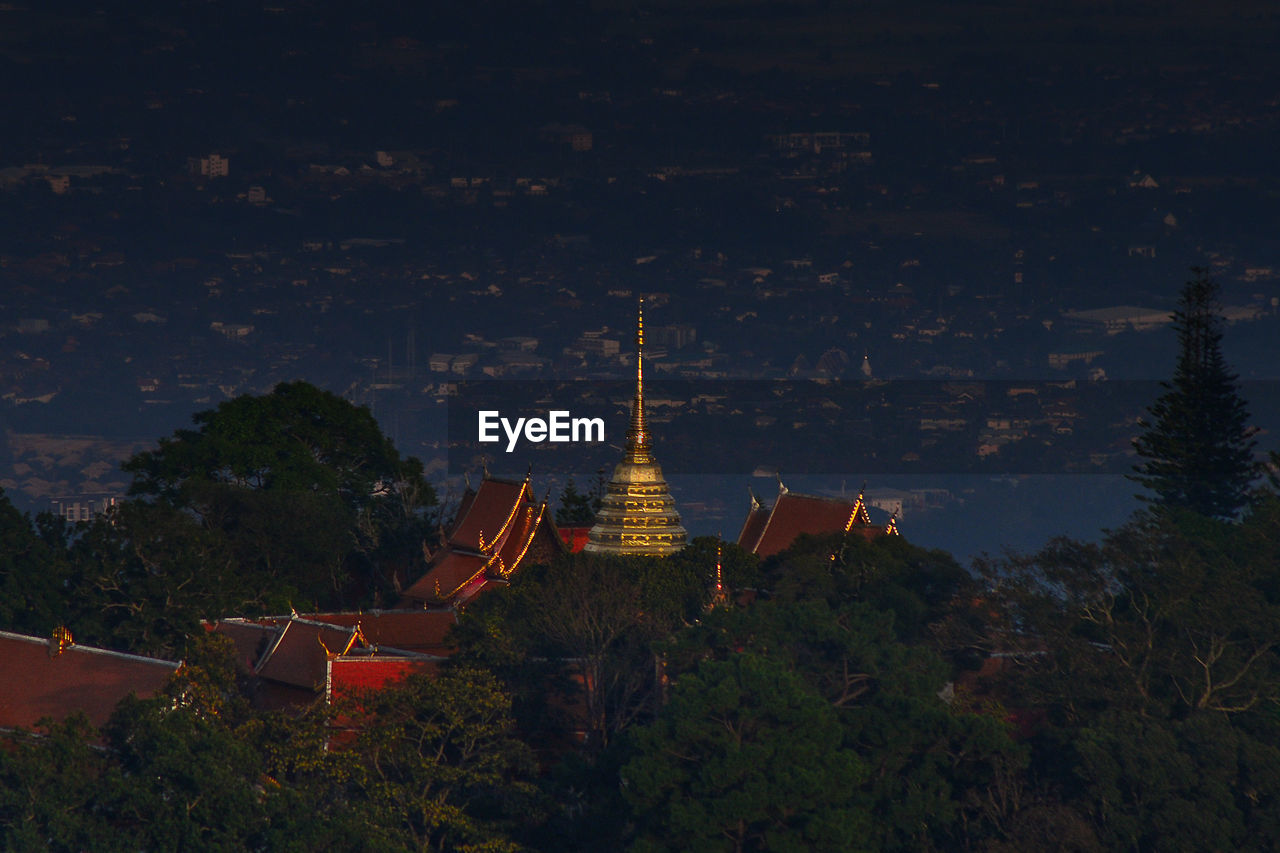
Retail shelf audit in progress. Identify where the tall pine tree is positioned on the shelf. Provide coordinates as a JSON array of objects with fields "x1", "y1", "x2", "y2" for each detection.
[
  {"x1": 1131, "y1": 268, "x2": 1258, "y2": 518},
  {"x1": 555, "y1": 477, "x2": 600, "y2": 526}
]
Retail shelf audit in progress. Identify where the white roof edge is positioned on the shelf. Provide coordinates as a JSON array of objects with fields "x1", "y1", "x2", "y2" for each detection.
[{"x1": 0, "y1": 629, "x2": 180, "y2": 668}]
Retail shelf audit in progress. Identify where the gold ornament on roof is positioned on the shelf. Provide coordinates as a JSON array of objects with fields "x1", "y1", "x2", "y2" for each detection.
[{"x1": 49, "y1": 625, "x2": 73, "y2": 657}]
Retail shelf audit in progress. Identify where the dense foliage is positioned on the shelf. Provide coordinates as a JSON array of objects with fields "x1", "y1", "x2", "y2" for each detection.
[
  {"x1": 0, "y1": 637, "x2": 541, "y2": 852},
  {"x1": 974, "y1": 499, "x2": 1280, "y2": 851},
  {"x1": 0, "y1": 382, "x2": 435, "y2": 657},
  {"x1": 4, "y1": 363, "x2": 1280, "y2": 849},
  {"x1": 7, "y1": 488, "x2": 1280, "y2": 849}
]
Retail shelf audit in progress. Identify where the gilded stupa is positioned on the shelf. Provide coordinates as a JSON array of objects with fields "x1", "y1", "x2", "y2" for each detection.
[{"x1": 584, "y1": 300, "x2": 688, "y2": 556}]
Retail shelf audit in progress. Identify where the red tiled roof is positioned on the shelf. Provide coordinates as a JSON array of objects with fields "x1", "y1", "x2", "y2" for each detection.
[
  {"x1": 494, "y1": 502, "x2": 539, "y2": 571},
  {"x1": 737, "y1": 507, "x2": 770, "y2": 553},
  {"x1": 297, "y1": 610, "x2": 459, "y2": 654},
  {"x1": 253, "y1": 619, "x2": 359, "y2": 690},
  {"x1": 400, "y1": 474, "x2": 562, "y2": 607},
  {"x1": 0, "y1": 630, "x2": 179, "y2": 731},
  {"x1": 848, "y1": 525, "x2": 883, "y2": 542},
  {"x1": 449, "y1": 478, "x2": 529, "y2": 552},
  {"x1": 743, "y1": 492, "x2": 886, "y2": 558},
  {"x1": 454, "y1": 577, "x2": 507, "y2": 607},
  {"x1": 327, "y1": 656, "x2": 441, "y2": 702},
  {"x1": 401, "y1": 552, "x2": 488, "y2": 604},
  {"x1": 204, "y1": 616, "x2": 460, "y2": 712},
  {"x1": 558, "y1": 526, "x2": 591, "y2": 553}
]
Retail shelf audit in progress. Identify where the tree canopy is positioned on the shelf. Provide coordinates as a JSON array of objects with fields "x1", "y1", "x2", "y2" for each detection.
[
  {"x1": 979, "y1": 498, "x2": 1280, "y2": 849},
  {"x1": 121, "y1": 381, "x2": 436, "y2": 612},
  {"x1": 0, "y1": 382, "x2": 436, "y2": 658},
  {"x1": 555, "y1": 477, "x2": 600, "y2": 527}
]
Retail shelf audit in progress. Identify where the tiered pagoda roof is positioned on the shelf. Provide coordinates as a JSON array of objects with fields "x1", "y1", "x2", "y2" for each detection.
[{"x1": 584, "y1": 299, "x2": 687, "y2": 556}]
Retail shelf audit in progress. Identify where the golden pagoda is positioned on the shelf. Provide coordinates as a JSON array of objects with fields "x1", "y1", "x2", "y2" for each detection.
[{"x1": 584, "y1": 299, "x2": 688, "y2": 556}]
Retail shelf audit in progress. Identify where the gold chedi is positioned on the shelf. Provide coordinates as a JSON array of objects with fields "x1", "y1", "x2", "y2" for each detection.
[{"x1": 584, "y1": 299, "x2": 687, "y2": 556}]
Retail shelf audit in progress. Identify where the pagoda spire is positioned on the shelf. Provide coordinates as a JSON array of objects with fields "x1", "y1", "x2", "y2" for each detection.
[
  {"x1": 625, "y1": 298, "x2": 652, "y2": 464},
  {"x1": 584, "y1": 296, "x2": 686, "y2": 556}
]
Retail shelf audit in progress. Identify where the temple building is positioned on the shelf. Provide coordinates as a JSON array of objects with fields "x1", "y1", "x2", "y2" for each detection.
[
  {"x1": 399, "y1": 472, "x2": 564, "y2": 608},
  {"x1": 207, "y1": 610, "x2": 456, "y2": 710},
  {"x1": 737, "y1": 482, "x2": 897, "y2": 558},
  {"x1": 584, "y1": 300, "x2": 688, "y2": 556}
]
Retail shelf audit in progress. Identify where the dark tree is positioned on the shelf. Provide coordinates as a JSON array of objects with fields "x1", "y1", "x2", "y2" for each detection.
[
  {"x1": 554, "y1": 477, "x2": 598, "y2": 526},
  {"x1": 0, "y1": 490, "x2": 70, "y2": 638},
  {"x1": 122, "y1": 381, "x2": 435, "y2": 608},
  {"x1": 1131, "y1": 268, "x2": 1258, "y2": 518},
  {"x1": 978, "y1": 501, "x2": 1280, "y2": 850},
  {"x1": 623, "y1": 653, "x2": 868, "y2": 852}
]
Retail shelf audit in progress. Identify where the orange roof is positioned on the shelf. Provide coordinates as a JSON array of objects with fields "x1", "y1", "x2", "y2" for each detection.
[
  {"x1": 558, "y1": 526, "x2": 591, "y2": 553},
  {"x1": 205, "y1": 616, "x2": 454, "y2": 711},
  {"x1": 209, "y1": 617, "x2": 359, "y2": 691},
  {"x1": 254, "y1": 618, "x2": 359, "y2": 690},
  {"x1": 298, "y1": 610, "x2": 459, "y2": 654},
  {"x1": 327, "y1": 656, "x2": 441, "y2": 702},
  {"x1": 449, "y1": 478, "x2": 530, "y2": 553},
  {"x1": 740, "y1": 491, "x2": 889, "y2": 558},
  {"x1": 401, "y1": 552, "x2": 488, "y2": 604},
  {"x1": 737, "y1": 506, "x2": 770, "y2": 553},
  {"x1": 400, "y1": 473, "x2": 562, "y2": 607},
  {"x1": 0, "y1": 630, "x2": 179, "y2": 731},
  {"x1": 493, "y1": 501, "x2": 542, "y2": 575}
]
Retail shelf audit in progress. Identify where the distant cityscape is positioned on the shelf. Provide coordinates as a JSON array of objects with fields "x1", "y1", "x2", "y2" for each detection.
[{"x1": 2, "y1": 1, "x2": 1279, "y2": 559}]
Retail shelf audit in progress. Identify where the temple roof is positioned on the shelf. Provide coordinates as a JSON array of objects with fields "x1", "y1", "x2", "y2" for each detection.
[
  {"x1": 401, "y1": 552, "x2": 488, "y2": 605},
  {"x1": 294, "y1": 609, "x2": 458, "y2": 655},
  {"x1": 737, "y1": 505, "x2": 770, "y2": 554},
  {"x1": 448, "y1": 476, "x2": 531, "y2": 554},
  {"x1": 253, "y1": 618, "x2": 360, "y2": 690},
  {"x1": 738, "y1": 489, "x2": 893, "y2": 558},
  {"x1": 0, "y1": 629, "x2": 179, "y2": 731},
  {"x1": 327, "y1": 655, "x2": 441, "y2": 703},
  {"x1": 401, "y1": 473, "x2": 561, "y2": 606},
  {"x1": 207, "y1": 612, "x2": 451, "y2": 708}
]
